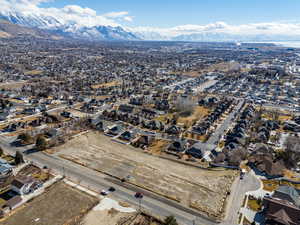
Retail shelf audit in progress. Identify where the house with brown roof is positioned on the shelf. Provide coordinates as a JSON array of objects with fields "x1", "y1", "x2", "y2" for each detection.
[{"x1": 263, "y1": 186, "x2": 300, "y2": 225}]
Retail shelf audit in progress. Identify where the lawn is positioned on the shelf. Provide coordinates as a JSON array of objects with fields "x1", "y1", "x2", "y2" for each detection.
[
  {"x1": 262, "y1": 179, "x2": 279, "y2": 192},
  {"x1": 247, "y1": 198, "x2": 262, "y2": 211}
]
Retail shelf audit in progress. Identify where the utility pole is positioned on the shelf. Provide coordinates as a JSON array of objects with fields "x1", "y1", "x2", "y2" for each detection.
[{"x1": 62, "y1": 166, "x2": 65, "y2": 177}]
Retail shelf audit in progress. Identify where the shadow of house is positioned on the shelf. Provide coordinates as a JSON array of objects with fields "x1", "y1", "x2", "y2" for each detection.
[
  {"x1": 165, "y1": 125, "x2": 181, "y2": 135},
  {"x1": 118, "y1": 130, "x2": 136, "y2": 142},
  {"x1": 105, "y1": 124, "x2": 123, "y2": 136},
  {"x1": 186, "y1": 145, "x2": 203, "y2": 159},
  {"x1": 167, "y1": 140, "x2": 187, "y2": 153}
]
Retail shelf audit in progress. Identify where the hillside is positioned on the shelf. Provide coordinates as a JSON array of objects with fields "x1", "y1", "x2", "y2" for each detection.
[{"x1": 0, "y1": 19, "x2": 62, "y2": 39}]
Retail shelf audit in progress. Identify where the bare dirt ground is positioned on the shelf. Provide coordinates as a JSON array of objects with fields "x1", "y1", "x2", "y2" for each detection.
[
  {"x1": 0, "y1": 81, "x2": 26, "y2": 90},
  {"x1": 84, "y1": 210, "x2": 160, "y2": 225},
  {"x1": 0, "y1": 182, "x2": 98, "y2": 225},
  {"x1": 53, "y1": 132, "x2": 237, "y2": 218}
]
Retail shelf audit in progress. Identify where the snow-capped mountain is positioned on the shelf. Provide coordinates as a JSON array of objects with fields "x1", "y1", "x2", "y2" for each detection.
[{"x1": 0, "y1": 11, "x2": 139, "y2": 41}]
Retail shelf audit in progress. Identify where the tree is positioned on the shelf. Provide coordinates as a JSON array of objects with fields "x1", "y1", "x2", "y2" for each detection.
[
  {"x1": 36, "y1": 136, "x2": 47, "y2": 151},
  {"x1": 17, "y1": 133, "x2": 33, "y2": 145},
  {"x1": 283, "y1": 136, "x2": 300, "y2": 168},
  {"x1": 163, "y1": 216, "x2": 178, "y2": 225},
  {"x1": 0, "y1": 147, "x2": 3, "y2": 156},
  {"x1": 15, "y1": 151, "x2": 24, "y2": 165}
]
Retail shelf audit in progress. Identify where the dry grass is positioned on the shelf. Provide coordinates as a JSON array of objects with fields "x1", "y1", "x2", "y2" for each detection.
[
  {"x1": 154, "y1": 113, "x2": 175, "y2": 123},
  {"x1": 247, "y1": 199, "x2": 262, "y2": 211},
  {"x1": 262, "y1": 180, "x2": 279, "y2": 192},
  {"x1": 0, "y1": 31, "x2": 11, "y2": 38},
  {"x1": 278, "y1": 115, "x2": 293, "y2": 121},
  {"x1": 91, "y1": 81, "x2": 119, "y2": 89},
  {"x1": 177, "y1": 106, "x2": 210, "y2": 128},
  {"x1": 24, "y1": 70, "x2": 43, "y2": 76},
  {"x1": 0, "y1": 82, "x2": 26, "y2": 90},
  {"x1": 148, "y1": 140, "x2": 170, "y2": 155},
  {"x1": 0, "y1": 182, "x2": 98, "y2": 225}
]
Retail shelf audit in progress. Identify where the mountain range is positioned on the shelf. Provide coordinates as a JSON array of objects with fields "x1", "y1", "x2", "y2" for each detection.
[
  {"x1": 1, "y1": 10, "x2": 300, "y2": 42},
  {"x1": 0, "y1": 11, "x2": 139, "y2": 41}
]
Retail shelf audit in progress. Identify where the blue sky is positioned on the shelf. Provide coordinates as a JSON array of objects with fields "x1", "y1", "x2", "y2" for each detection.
[{"x1": 40, "y1": 0, "x2": 300, "y2": 27}]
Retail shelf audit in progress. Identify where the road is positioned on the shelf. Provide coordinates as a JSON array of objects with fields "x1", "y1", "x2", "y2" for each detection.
[
  {"x1": 0, "y1": 104, "x2": 68, "y2": 126},
  {"x1": 0, "y1": 136, "x2": 220, "y2": 225},
  {"x1": 222, "y1": 172, "x2": 260, "y2": 225},
  {"x1": 262, "y1": 103, "x2": 300, "y2": 115},
  {"x1": 206, "y1": 99, "x2": 244, "y2": 147},
  {"x1": 163, "y1": 77, "x2": 195, "y2": 90}
]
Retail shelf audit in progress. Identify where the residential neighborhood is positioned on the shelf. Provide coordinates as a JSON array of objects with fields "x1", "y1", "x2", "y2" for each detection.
[{"x1": 0, "y1": 31, "x2": 299, "y2": 225}]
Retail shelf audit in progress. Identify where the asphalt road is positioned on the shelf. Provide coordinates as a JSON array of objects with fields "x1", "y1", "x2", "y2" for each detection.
[
  {"x1": 206, "y1": 99, "x2": 244, "y2": 147},
  {"x1": 222, "y1": 172, "x2": 260, "y2": 225}
]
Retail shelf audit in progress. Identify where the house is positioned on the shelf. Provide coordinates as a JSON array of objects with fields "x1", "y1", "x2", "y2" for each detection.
[
  {"x1": 119, "y1": 104, "x2": 134, "y2": 113},
  {"x1": 3, "y1": 196, "x2": 22, "y2": 210},
  {"x1": 90, "y1": 117, "x2": 104, "y2": 131},
  {"x1": 11, "y1": 176, "x2": 42, "y2": 195},
  {"x1": 273, "y1": 186, "x2": 300, "y2": 208},
  {"x1": 186, "y1": 145, "x2": 203, "y2": 159},
  {"x1": 61, "y1": 111, "x2": 72, "y2": 118},
  {"x1": 118, "y1": 130, "x2": 136, "y2": 142},
  {"x1": 167, "y1": 140, "x2": 187, "y2": 153},
  {"x1": 104, "y1": 124, "x2": 122, "y2": 136},
  {"x1": 263, "y1": 186, "x2": 300, "y2": 225},
  {"x1": 0, "y1": 163, "x2": 13, "y2": 177},
  {"x1": 165, "y1": 125, "x2": 181, "y2": 135},
  {"x1": 132, "y1": 135, "x2": 154, "y2": 148},
  {"x1": 0, "y1": 112, "x2": 8, "y2": 121}
]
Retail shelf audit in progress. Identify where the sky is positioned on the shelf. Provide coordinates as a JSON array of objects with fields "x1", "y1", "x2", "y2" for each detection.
[
  {"x1": 39, "y1": 0, "x2": 300, "y2": 27},
  {"x1": 1, "y1": 0, "x2": 300, "y2": 37}
]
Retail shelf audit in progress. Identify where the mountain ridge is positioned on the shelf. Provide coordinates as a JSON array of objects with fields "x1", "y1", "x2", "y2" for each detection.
[{"x1": 0, "y1": 11, "x2": 140, "y2": 41}]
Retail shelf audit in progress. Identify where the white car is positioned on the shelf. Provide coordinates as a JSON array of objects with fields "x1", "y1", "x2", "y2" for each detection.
[{"x1": 100, "y1": 190, "x2": 108, "y2": 196}]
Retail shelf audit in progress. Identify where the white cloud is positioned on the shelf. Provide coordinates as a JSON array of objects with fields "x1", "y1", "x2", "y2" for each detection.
[
  {"x1": 1, "y1": 0, "x2": 300, "y2": 37},
  {"x1": 104, "y1": 11, "x2": 134, "y2": 23},
  {"x1": 0, "y1": 0, "x2": 134, "y2": 27},
  {"x1": 104, "y1": 11, "x2": 129, "y2": 18},
  {"x1": 124, "y1": 16, "x2": 133, "y2": 22},
  {"x1": 129, "y1": 21, "x2": 300, "y2": 37}
]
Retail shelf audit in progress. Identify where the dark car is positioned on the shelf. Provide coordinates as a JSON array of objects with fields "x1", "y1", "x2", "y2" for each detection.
[
  {"x1": 135, "y1": 192, "x2": 143, "y2": 198},
  {"x1": 108, "y1": 187, "x2": 116, "y2": 192}
]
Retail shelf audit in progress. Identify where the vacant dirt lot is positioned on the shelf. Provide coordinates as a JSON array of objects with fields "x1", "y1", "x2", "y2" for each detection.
[
  {"x1": 177, "y1": 106, "x2": 211, "y2": 128},
  {"x1": 0, "y1": 182, "x2": 98, "y2": 225},
  {"x1": 54, "y1": 132, "x2": 236, "y2": 219}
]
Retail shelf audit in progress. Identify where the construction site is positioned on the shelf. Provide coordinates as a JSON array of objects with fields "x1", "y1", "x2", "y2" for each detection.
[{"x1": 52, "y1": 132, "x2": 237, "y2": 219}]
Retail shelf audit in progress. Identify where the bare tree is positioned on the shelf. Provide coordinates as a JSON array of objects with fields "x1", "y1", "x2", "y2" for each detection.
[{"x1": 283, "y1": 136, "x2": 300, "y2": 168}]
